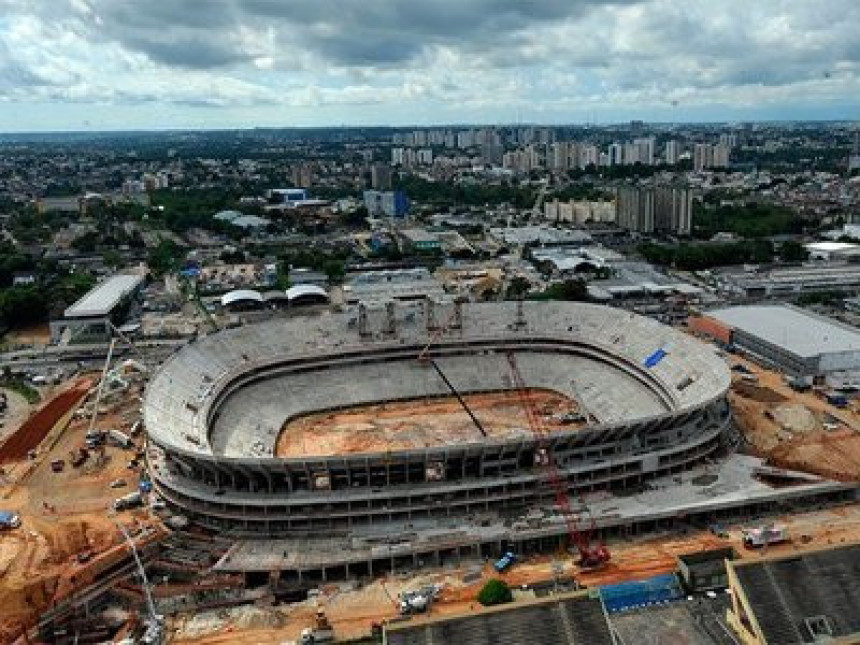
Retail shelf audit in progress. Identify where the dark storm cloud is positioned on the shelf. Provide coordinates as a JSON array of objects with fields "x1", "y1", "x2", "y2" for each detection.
[
  {"x1": 121, "y1": 33, "x2": 254, "y2": 70},
  {"x1": 84, "y1": 0, "x2": 641, "y2": 68}
]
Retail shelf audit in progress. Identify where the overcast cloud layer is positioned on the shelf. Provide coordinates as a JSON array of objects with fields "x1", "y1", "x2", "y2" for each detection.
[{"x1": 0, "y1": 0, "x2": 859, "y2": 130}]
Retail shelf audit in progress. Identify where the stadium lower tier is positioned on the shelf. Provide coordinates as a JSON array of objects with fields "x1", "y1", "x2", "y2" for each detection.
[{"x1": 148, "y1": 398, "x2": 730, "y2": 535}]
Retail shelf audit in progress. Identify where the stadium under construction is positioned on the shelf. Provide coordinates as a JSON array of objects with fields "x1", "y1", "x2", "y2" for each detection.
[{"x1": 143, "y1": 301, "x2": 856, "y2": 584}]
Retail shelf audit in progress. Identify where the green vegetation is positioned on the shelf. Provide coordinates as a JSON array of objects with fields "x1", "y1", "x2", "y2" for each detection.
[
  {"x1": 149, "y1": 188, "x2": 247, "y2": 237},
  {"x1": 1, "y1": 376, "x2": 41, "y2": 404},
  {"x1": 693, "y1": 203, "x2": 805, "y2": 239},
  {"x1": 530, "y1": 279, "x2": 589, "y2": 302},
  {"x1": 796, "y1": 290, "x2": 847, "y2": 306},
  {"x1": 147, "y1": 239, "x2": 184, "y2": 278},
  {"x1": 0, "y1": 271, "x2": 96, "y2": 330},
  {"x1": 394, "y1": 175, "x2": 536, "y2": 209},
  {"x1": 549, "y1": 183, "x2": 613, "y2": 202},
  {"x1": 778, "y1": 240, "x2": 810, "y2": 263},
  {"x1": 0, "y1": 242, "x2": 36, "y2": 288},
  {"x1": 568, "y1": 161, "x2": 692, "y2": 181},
  {"x1": 505, "y1": 276, "x2": 531, "y2": 299},
  {"x1": 279, "y1": 247, "x2": 351, "y2": 286},
  {"x1": 0, "y1": 287, "x2": 48, "y2": 328},
  {"x1": 477, "y1": 579, "x2": 513, "y2": 607},
  {"x1": 340, "y1": 205, "x2": 369, "y2": 229},
  {"x1": 639, "y1": 240, "x2": 774, "y2": 270}
]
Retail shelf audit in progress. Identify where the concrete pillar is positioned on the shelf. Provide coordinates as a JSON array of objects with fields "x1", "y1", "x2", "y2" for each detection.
[
  {"x1": 385, "y1": 300, "x2": 396, "y2": 335},
  {"x1": 426, "y1": 298, "x2": 437, "y2": 331},
  {"x1": 358, "y1": 302, "x2": 370, "y2": 337}
]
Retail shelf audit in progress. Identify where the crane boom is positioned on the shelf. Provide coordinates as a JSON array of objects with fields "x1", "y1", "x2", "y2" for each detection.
[{"x1": 505, "y1": 351, "x2": 609, "y2": 568}]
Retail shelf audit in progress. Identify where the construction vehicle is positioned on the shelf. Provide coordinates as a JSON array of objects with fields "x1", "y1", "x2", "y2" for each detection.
[
  {"x1": 299, "y1": 610, "x2": 334, "y2": 643},
  {"x1": 506, "y1": 352, "x2": 610, "y2": 568},
  {"x1": 743, "y1": 524, "x2": 789, "y2": 549},
  {"x1": 70, "y1": 446, "x2": 89, "y2": 468},
  {"x1": 108, "y1": 429, "x2": 133, "y2": 449},
  {"x1": 494, "y1": 551, "x2": 518, "y2": 573},
  {"x1": 0, "y1": 510, "x2": 21, "y2": 529},
  {"x1": 113, "y1": 491, "x2": 143, "y2": 511}
]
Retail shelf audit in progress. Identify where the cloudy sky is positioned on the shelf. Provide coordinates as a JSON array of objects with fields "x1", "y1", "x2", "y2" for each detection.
[{"x1": 1, "y1": 0, "x2": 859, "y2": 131}]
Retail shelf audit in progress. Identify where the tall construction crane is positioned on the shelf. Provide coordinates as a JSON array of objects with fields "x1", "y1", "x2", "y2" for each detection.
[{"x1": 505, "y1": 351, "x2": 610, "y2": 568}]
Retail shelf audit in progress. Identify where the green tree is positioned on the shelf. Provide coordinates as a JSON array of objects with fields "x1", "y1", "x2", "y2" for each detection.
[
  {"x1": 341, "y1": 206, "x2": 369, "y2": 228},
  {"x1": 779, "y1": 240, "x2": 810, "y2": 263},
  {"x1": 148, "y1": 239, "x2": 183, "y2": 277},
  {"x1": 103, "y1": 249, "x2": 122, "y2": 269},
  {"x1": 529, "y1": 279, "x2": 589, "y2": 302},
  {"x1": 477, "y1": 579, "x2": 512, "y2": 607},
  {"x1": 71, "y1": 231, "x2": 99, "y2": 253},
  {"x1": 505, "y1": 276, "x2": 531, "y2": 300},
  {"x1": 323, "y1": 259, "x2": 346, "y2": 285},
  {"x1": 0, "y1": 286, "x2": 48, "y2": 328}
]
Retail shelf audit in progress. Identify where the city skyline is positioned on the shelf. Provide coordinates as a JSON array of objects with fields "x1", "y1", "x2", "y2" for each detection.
[{"x1": 1, "y1": 0, "x2": 860, "y2": 131}]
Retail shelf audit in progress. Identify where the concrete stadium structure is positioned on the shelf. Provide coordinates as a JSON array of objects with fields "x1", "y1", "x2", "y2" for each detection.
[
  {"x1": 146, "y1": 301, "x2": 731, "y2": 523},
  {"x1": 143, "y1": 301, "x2": 856, "y2": 580}
]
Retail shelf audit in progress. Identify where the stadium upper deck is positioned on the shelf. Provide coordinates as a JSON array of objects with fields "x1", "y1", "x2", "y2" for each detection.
[{"x1": 144, "y1": 301, "x2": 730, "y2": 462}]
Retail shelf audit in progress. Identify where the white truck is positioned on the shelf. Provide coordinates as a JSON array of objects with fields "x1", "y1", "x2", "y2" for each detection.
[
  {"x1": 108, "y1": 429, "x2": 133, "y2": 449},
  {"x1": 743, "y1": 524, "x2": 789, "y2": 549},
  {"x1": 113, "y1": 491, "x2": 143, "y2": 511}
]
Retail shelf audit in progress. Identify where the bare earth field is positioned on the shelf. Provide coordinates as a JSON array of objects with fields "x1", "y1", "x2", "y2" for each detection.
[
  {"x1": 0, "y1": 375, "x2": 156, "y2": 643},
  {"x1": 276, "y1": 389, "x2": 583, "y2": 457},
  {"x1": 727, "y1": 355, "x2": 860, "y2": 481}
]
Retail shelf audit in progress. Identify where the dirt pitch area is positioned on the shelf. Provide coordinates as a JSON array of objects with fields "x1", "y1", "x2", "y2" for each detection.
[{"x1": 276, "y1": 389, "x2": 583, "y2": 457}]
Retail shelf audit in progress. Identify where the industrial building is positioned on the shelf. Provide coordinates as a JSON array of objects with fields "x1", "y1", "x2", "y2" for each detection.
[
  {"x1": 715, "y1": 264, "x2": 860, "y2": 298},
  {"x1": 343, "y1": 268, "x2": 444, "y2": 303},
  {"x1": 383, "y1": 590, "x2": 614, "y2": 645},
  {"x1": 805, "y1": 241, "x2": 860, "y2": 262},
  {"x1": 691, "y1": 305, "x2": 860, "y2": 386},
  {"x1": 49, "y1": 273, "x2": 144, "y2": 342},
  {"x1": 726, "y1": 542, "x2": 860, "y2": 644}
]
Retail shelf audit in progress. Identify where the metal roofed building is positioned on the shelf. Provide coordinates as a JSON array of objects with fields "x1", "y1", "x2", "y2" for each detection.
[
  {"x1": 343, "y1": 268, "x2": 444, "y2": 304},
  {"x1": 50, "y1": 273, "x2": 144, "y2": 342},
  {"x1": 715, "y1": 264, "x2": 860, "y2": 298},
  {"x1": 702, "y1": 304, "x2": 860, "y2": 386},
  {"x1": 726, "y1": 542, "x2": 860, "y2": 645},
  {"x1": 383, "y1": 590, "x2": 614, "y2": 645},
  {"x1": 805, "y1": 241, "x2": 860, "y2": 262}
]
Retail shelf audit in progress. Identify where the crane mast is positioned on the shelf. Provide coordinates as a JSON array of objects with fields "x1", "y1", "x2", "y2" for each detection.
[{"x1": 505, "y1": 351, "x2": 610, "y2": 568}]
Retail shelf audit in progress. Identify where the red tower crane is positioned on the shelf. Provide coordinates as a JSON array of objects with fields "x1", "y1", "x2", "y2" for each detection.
[{"x1": 505, "y1": 351, "x2": 610, "y2": 568}]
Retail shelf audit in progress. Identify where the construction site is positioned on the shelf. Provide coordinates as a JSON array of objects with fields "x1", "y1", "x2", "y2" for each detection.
[
  {"x1": 276, "y1": 389, "x2": 583, "y2": 458},
  {"x1": 1, "y1": 300, "x2": 860, "y2": 644}
]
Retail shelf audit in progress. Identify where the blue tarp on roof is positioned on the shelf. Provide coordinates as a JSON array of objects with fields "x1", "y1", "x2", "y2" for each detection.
[
  {"x1": 600, "y1": 573, "x2": 682, "y2": 613},
  {"x1": 644, "y1": 348, "x2": 668, "y2": 368}
]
